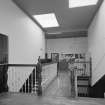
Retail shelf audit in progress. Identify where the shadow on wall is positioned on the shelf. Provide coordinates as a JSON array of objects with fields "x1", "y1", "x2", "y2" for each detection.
[{"x1": 90, "y1": 75, "x2": 105, "y2": 98}]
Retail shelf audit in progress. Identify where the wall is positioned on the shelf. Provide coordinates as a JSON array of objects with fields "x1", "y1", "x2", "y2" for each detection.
[
  {"x1": 47, "y1": 37, "x2": 88, "y2": 55},
  {"x1": 0, "y1": 0, "x2": 45, "y2": 91},
  {"x1": 88, "y1": 1, "x2": 105, "y2": 86},
  {"x1": 0, "y1": 0, "x2": 45, "y2": 64}
]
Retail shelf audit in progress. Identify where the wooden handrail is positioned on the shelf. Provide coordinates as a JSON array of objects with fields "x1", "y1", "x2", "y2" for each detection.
[
  {"x1": 0, "y1": 63, "x2": 36, "y2": 67},
  {"x1": 0, "y1": 63, "x2": 8, "y2": 66}
]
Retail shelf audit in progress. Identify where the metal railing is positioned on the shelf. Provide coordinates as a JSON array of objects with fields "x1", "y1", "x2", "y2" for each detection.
[
  {"x1": 70, "y1": 59, "x2": 92, "y2": 97},
  {"x1": 74, "y1": 61, "x2": 91, "y2": 77}
]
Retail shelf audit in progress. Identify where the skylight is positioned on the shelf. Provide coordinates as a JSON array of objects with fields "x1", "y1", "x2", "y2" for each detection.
[
  {"x1": 33, "y1": 13, "x2": 59, "y2": 28},
  {"x1": 69, "y1": 0, "x2": 98, "y2": 8}
]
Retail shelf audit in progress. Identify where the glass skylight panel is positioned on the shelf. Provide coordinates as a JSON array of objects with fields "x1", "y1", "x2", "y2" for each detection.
[
  {"x1": 33, "y1": 13, "x2": 59, "y2": 28},
  {"x1": 69, "y1": 0, "x2": 98, "y2": 8}
]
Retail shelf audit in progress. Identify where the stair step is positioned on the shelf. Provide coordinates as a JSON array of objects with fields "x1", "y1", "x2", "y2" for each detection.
[
  {"x1": 77, "y1": 76, "x2": 90, "y2": 97},
  {"x1": 77, "y1": 85, "x2": 89, "y2": 87},
  {"x1": 77, "y1": 76, "x2": 90, "y2": 80}
]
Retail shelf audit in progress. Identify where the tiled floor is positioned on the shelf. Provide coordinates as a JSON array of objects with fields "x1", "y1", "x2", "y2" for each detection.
[{"x1": 0, "y1": 71, "x2": 105, "y2": 105}]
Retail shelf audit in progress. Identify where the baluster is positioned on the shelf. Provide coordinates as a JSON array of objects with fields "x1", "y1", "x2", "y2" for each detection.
[
  {"x1": 21, "y1": 71, "x2": 23, "y2": 93},
  {"x1": 9, "y1": 68, "x2": 11, "y2": 92},
  {"x1": 35, "y1": 68, "x2": 36, "y2": 94},
  {"x1": 85, "y1": 63, "x2": 86, "y2": 75},
  {"x1": 87, "y1": 63, "x2": 88, "y2": 75},
  {"x1": 24, "y1": 81, "x2": 26, "y2": 93},
  {"x1": 84, "y1": 63, "x2": 85, "y2": 75},
  {"x1": 89, "y1": 63, "x2": 90, "y2": 76},
  {"x1": 16, "y1": 70, "x2": 19, "y2": 92},
  {"x1": 24, "y1": 72, "x2": 27, "y2": 93},
  {"x1": 15, "y1": 69, "x2": 17, "y2": 92},
  {"x1": 79, "y1": 64, "x2": 81, "y2": 75},
  {"x1": 15, "y1": 68, "x2": 16, "y2": 92},
  {"x1": 14, "y1": 69, "x2": 17, "y2": 92},
  {"x1": 75, "y1": 71, "x2": 78, "y2": 97},
  {"x1": 21, "y1": 71, "x2": 24, "y2": 93},
  {"x1": 11, "y1": 68, "x2": 13, "y2": 92},
  {"x1": 13, "y1": 68, "x2": 15, "y2": 92},
  {"x1": 81, "y1": 63, "x2": 83, "y2": 75},
  {"x1": 31, "y1": 70, "x2": 33, "y2": 93},
  {"x1": 17, "y1": 70, "x2": 19, "y2": 93},
  {"x1": 28, "y1": 71, "x2": 29, "y2": 93}
]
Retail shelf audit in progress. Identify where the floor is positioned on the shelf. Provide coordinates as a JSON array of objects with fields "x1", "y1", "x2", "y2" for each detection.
[
  {"x1": 0, "y1": 93, "x2": 105, "y2": 105},
  {"x1": 0, "y1": 71, "x2": 105, "y2": 105},
  {"x1": 43, "y1": 71, "x2": 71, "y2": 97}
]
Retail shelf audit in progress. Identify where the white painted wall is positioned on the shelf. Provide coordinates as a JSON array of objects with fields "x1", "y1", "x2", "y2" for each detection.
[
  {"x1": 47, "y1": 37, "x2": 88, "y2": 54},
  {"x1": 0, "y1": 0, "x2": 45, "y2": 64},
  {"x1": 0, "y1": 0, "x2": 45, "y2": 91},
  {"x1": 88, "y1": 1, "x2": 105, "y2": 86}
]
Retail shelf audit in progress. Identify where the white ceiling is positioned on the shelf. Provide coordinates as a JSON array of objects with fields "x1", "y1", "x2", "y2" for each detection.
[{"x1": 13, "y1": 0, "x2": 103, "y2": 38}]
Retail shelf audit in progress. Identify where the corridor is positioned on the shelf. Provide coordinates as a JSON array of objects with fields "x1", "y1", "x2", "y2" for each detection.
[{"x1": 43, "y1": 71, "x2": 71, "y2": 97}]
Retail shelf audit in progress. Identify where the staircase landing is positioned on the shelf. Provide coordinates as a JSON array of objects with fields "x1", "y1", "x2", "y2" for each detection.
[{"x1": 0, "y1": 93, "x2": 105, "y2": 105}]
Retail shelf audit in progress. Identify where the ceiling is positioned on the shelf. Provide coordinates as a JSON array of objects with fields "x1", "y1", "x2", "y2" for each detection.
[{"x1": 13, "y1": 0, "x2": 103, "y2": 38}]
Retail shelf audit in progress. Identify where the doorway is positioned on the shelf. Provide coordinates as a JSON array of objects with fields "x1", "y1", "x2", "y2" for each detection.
[{"x1": 0, "y1": 33, "x2": 8, "y2": 93}]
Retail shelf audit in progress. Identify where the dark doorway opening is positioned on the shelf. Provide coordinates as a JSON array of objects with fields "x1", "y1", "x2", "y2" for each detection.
[{"x1": 0, "y1": 33, "x2": 8, "y2": 93}]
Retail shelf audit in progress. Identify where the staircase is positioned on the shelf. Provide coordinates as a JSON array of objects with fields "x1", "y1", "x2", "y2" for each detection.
[
  {"x1": 74, "y1": 59, "x2": 92, "y2": 97},
  {"x1": 77, "y1": 76, "x2": 90, "y2": 97},
  {"x1": 19, "y1": 68, "x2": 36, "y2": 93}
]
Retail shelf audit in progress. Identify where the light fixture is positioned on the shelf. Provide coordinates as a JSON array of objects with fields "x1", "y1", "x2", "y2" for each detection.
[
  {"x1": 69, "y1": 0, "x2": 98, "y2": 8},
  {"x1": 47, "y1": 32, "x2": 62, "y2": 34},
  {"x1": 33, "y1": 13, "x2": 59, "y2": 28}
]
